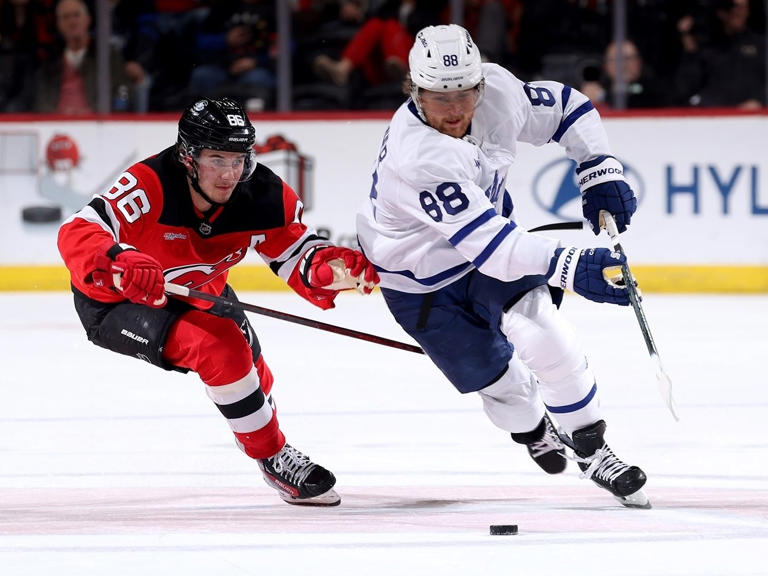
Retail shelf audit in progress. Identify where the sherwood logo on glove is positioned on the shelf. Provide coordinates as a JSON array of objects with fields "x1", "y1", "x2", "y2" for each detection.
[
  {"x1": 558, "y1": 247, "x2": 579, "y2": 290},
  {"x1": 577, "y1": 157, "x2": 627, "y2": 190},
  {"x1": 531, "y1": 157, "x2": 643, "y2": 220},
  {"x1": 578, "y1": 166, "x2": 623, "y2": 187}
]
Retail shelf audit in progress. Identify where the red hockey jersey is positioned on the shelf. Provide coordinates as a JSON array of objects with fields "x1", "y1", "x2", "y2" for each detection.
[{"x1": 58, "y1": 146, "x2": 330, "y2": 306}]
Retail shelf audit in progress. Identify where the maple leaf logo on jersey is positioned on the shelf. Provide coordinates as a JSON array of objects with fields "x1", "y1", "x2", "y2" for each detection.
[{"x1": 163, "y1": 249, "x2": 247, "y2": 288}]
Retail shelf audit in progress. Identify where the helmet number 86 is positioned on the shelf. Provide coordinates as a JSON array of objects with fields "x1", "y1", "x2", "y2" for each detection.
[
  {"x1": 226, "y1": 114, "x2": 245, "y2": 126},
  {"x1": 442, "y1": 54, "x2": 459, "y2": 66}
]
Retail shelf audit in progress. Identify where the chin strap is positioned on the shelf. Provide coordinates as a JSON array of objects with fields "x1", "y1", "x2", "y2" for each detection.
[
  {"x1": 188, "y1": 168, "x2": 224, "y2": 207},
  {"x1": 184, "y1": 157, "x2": 226, "y2": 207}
]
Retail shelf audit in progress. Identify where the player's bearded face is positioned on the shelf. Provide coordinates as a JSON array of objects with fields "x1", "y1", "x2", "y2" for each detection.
[
  {"x1": 193, "y1": 149, "x2": 247, "y2": 204},
  {"x1": 419, "y1": 88, "x2": 478, "y2": 138}
]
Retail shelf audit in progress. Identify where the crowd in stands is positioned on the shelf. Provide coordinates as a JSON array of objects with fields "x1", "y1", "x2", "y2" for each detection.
[{"x1": 0, "y1": 0, "x2": 765, "y2": 114}]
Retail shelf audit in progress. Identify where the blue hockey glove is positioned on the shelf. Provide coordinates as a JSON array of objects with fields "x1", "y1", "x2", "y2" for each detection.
[
  {"x1": 577, "y1": 155, "x2": 637, "y2": 235},
  {"x1": 546, "y1": 246, "x2": 630, "y2": 305}
]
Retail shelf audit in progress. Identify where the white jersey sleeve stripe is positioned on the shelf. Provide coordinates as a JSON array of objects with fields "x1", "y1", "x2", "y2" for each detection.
[
  {"x1": 448, "y1": 208, "x2": 498, "y2": 245},
  {"x1": 552, "y1": 100, "x2": 596, "y2": 142},
  {"x1": 472, "y1": 222, "x2": 517, "y2": 268},
  {"x1": 64, "y1": 197, "x2": 121, "y2": 241},
  {"x1": 379, "y1": 260, "x2": 474, "y2": 287}
]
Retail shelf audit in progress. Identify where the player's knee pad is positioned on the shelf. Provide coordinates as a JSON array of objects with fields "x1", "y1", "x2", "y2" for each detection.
[
  {"x1": 172, "y1": 310, "x2": 255, "y2": 385},
  {"x1": 500, "y1": 285, "x2": 591, "y2": 387},
  {"x1": 501, "y1": 286, "x2": 599, "y2": 427},
  {"x1": 477, "y1": 355, "x2": 544, "y2": 433}
]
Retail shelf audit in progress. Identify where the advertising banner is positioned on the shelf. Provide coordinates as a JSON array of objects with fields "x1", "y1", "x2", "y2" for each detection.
[{"x1": 0, "y1": 113, "x2": 765, "y2": 291}]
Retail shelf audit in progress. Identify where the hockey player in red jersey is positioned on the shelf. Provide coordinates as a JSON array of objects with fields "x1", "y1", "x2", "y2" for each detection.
[{"x1": 58, "y1": 97, "x2": 379, "y2": 507}]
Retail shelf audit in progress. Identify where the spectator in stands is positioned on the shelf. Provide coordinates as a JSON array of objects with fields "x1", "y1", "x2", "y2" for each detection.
[
  {"x1": 186, "y1": 0, "x2": 276, "y2": 111},
  {"x1": 448, "y1": 0, "x2": 522, "y2": 65},
  {"x1": 512, "y1": 0, "x2": 610, "y2": 81},
  {"x1": 676, "y1": 0, "x2": 766, "y2": 108},
  {"x1": 293, "y1": 0, "x2": 367, "y2": 85},
  {"x1": 290, "y1": 0, "x2": 369, "y2": 109},
  {"x1": 34, "y1": 0, "x2": 133, "y2": 113},
  {"x1": 112, "y1": 0, "x2": 208, "y2": 112},
  {"x1": 308, "y1": 0, "x2": 451, "y2": 109},
  {"x1": 311, "y1": 0, "x2": 414, "y2": 90},
  {"x1": 580, "y1": 39, "x2": 668, "y2": 109},
  {"x1": 111, "y1": 0, "x2": 153, "y2": 113},
  {"x1": 625, "y1": 0, "x2": 692, "y2": 87},
  {"x1": 0, "y1": 0, "x2": 39, "y2": 112}
]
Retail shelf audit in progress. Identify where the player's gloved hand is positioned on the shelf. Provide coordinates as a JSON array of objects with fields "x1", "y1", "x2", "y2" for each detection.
[
  {"x1": 303, "y1": 246, "x2": 379, "y2": 293},
  {"x1": 577, "y1": 155, "x2": 637, "y2": 235},
  {"x1": 290, "y1": 245, "x2": 379, "y2": 310},
  {"x1": 92, "y1": 244, "x2": 167, "y2": 308},
  {"x1": 546, "y1": 246, "x2": 630, "y2": 305}
]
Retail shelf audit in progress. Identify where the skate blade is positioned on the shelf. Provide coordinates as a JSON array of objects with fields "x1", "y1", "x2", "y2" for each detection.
[
  {"x1": 615, "y1": 489, "x2": 652, "y2": 509},
  {"x1": 279, "y1": 488, "x2": 341, "y2": 507}
]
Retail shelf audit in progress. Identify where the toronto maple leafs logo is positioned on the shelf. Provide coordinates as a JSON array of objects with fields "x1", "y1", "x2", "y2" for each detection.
[{"x1": 484, "y1": 170, "x2": 504, "y2": 204}]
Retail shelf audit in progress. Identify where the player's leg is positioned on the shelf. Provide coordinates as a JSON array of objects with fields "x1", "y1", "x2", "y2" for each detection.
[
  {"x1": 72, "y1": 289, "x2": 338, "y2": 506},
  {"x1": 500, "y1": 285, "x2": 599, "y2": 433},
  {"x1": 467, "y1": 274, "x2": 567, "y2": 474},
  {"x1": 381, "y1": 275, "x2": 565, "y2": 474},
  {"x1": 500, "y1": 285, "x2": 648, "y2": 506},
  {"x1": 163, "y1": 308, "x2": 339, "y2": 506},
  {"x1": 209, "y1": 289, "x2": 341, "y2": 507},
  {"x1": 477, "y1": 355, "x2": 567, "y2": 474}
]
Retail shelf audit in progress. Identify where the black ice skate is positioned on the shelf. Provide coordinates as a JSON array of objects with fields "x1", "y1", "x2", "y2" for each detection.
[
  {"x1": 511, "y1": 413, "x2": 567, "y2": 474},
  {"x1": 258, "y1": 443, "x2": 340, "y2": 507},
  {"x1": 570, "y1": 420, "x2": 651, "y2": 509}
]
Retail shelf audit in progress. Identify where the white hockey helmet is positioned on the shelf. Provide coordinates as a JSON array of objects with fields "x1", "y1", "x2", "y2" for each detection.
[{"x1": 409, "y1": 24, "x2": 483, "y2": 93}]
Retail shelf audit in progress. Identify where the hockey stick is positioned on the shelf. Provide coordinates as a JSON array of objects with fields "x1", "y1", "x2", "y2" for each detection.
[
  {"x1": 528, "y1": 221, "x2": 584, "y2": 233},
  {"x1": 602, "y1": 212, "x2": 679, "y2": 421},
  {"x1": 163, "y1": 282, "x2": 426, "y2": 355}
]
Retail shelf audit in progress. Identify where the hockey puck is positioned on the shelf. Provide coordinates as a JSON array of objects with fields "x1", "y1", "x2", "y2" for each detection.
[
  {"x1": 489, "y1": 524, "x2": 518, "y2": 535},
  {"x1": 21, "y1": 205, "x2": 62, "y2": 224}
]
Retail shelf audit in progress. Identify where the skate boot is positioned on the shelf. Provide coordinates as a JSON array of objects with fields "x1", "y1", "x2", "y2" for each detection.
[
  {"x1": 511, "y1": 414, "x2": 567, "y2": 474},
  {"x1": 571, "y1": 420, "x2": 651, "y2": 509},
  {"x1": 258, "y1": 443, "x2": 340, "y2": 506}
]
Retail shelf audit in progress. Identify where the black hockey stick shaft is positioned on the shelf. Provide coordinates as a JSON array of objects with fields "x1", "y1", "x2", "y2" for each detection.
[
  {"x1": 602, "y1": 217, "x2": 657, "y2": 356},
  {"x1": 528, "y1": 221, "x2": 584, "y2": 233},
  {"x1": 164, "y1": 283, "x2": 425, "y2": 355},
  {"x1": 602, "y1": 212, "x2": 679, "y2": 421}
]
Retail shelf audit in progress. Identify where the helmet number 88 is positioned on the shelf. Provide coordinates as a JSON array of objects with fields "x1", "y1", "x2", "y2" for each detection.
[{"x1": 442, "y1": 54, "x2": 459, "y2": 66}]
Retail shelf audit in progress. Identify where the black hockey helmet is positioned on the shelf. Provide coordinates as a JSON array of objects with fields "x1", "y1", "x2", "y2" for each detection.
[{"x1": 177, "y1": 97, "x2": 257, "y2": 182}]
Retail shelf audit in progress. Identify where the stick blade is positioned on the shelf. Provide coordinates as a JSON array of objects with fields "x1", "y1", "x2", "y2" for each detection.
[{"x1": 651, "y1": 353, "x2": 680, "y2": 422}]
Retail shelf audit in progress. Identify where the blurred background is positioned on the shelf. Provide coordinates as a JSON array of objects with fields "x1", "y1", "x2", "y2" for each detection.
[
  {"x1": 0, "y1": 0, "x2": 766, "y2": 295},
  {"x1": 0, "y1": 0, "x2": 765, "y2": 114}
]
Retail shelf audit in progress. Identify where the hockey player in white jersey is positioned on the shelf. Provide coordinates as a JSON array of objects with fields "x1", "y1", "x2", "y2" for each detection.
[{"x1": 356, "y1": 24, "x2": 649, "y2": 508}]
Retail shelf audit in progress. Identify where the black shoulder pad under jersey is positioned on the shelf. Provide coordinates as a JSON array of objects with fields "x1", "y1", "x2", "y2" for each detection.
[{"x1": 216, "y1": 163, "x2": 291, "y2": 233}]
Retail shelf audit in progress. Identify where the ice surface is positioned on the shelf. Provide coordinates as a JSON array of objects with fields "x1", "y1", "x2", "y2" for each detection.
[{"x1": 1, "y1": 291, "x2": 766, "y2": 575}]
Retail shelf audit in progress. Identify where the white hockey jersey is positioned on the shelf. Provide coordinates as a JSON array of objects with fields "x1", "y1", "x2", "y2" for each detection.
[{"x1": 356, "y1": 63, "x2": 613, "y2": 294}]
